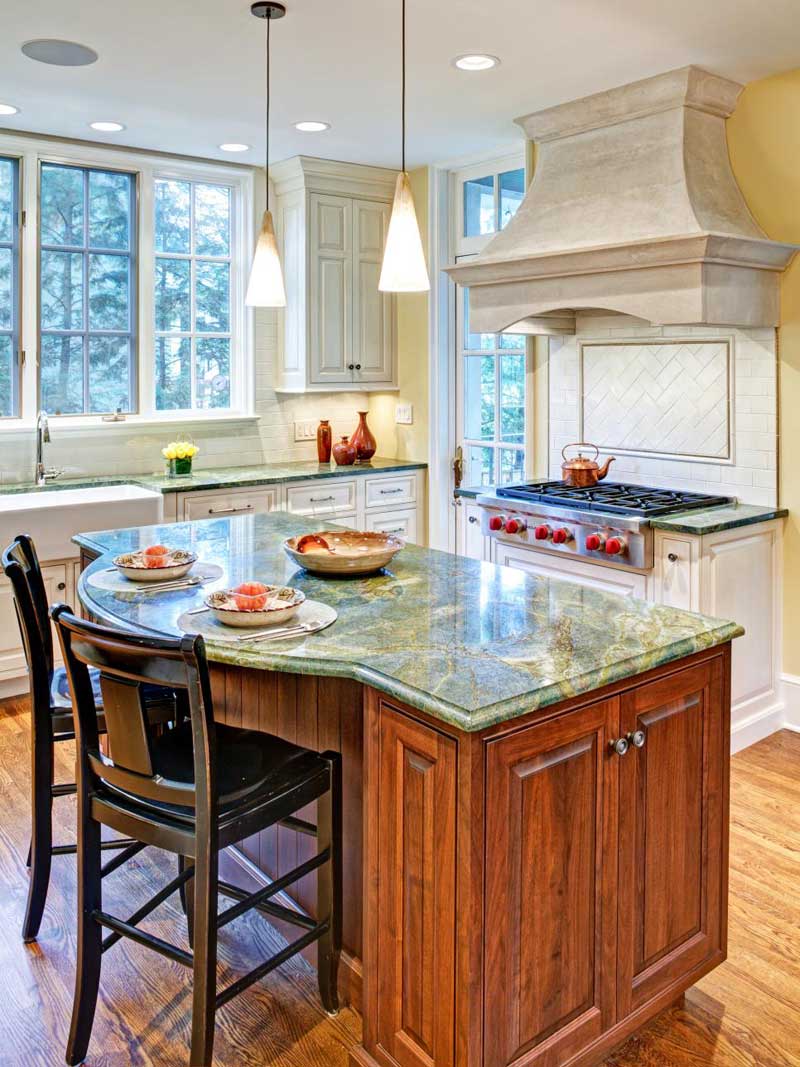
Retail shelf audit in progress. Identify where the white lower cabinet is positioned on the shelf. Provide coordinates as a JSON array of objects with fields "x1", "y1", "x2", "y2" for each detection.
[
  {"x1": 0, "y1": 562, "x2": 71, "y2": 691},
  {"x1": 365, "y1": 507, "x2": 417, "y2": 543},
  {"x1": 493, "y1": 540, "x2": 648, "y2": 598},
  {"x1": 179, "y1": 485, "x2": 281, "y2": 521},
  {"x1": 458, "y1": 501, "x2": 490, "y2": 562}
]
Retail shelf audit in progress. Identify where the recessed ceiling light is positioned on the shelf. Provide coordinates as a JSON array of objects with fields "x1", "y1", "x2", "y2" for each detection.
[
  {"x1": 219, "y1": 142, "x2": 251, "y2": 152},
  {"x1": 0, "y1": 103, "x2": 20, "y2": 116},
  {"x1": 294, "y1": 120, "x2": 331, "y2": 133},
  {"x1": 21, "y1": 39, "x2": 98, "y2": 66},
  {"x1": 452, "y1": 53, "x2": 500, "y2": 71},
  {"x1": 90, "y1": 120, "x2": 125, "y2": 133}
]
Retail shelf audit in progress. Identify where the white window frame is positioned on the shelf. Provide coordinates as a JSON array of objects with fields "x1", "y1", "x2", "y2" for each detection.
[{"x1": 0, "y1": 132, "x2": 255, "y2": 434}]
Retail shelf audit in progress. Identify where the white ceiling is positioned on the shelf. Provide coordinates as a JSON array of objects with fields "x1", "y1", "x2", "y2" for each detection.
[{"x1": 1, "y1": 0, "x2": 799, "y2": 169}]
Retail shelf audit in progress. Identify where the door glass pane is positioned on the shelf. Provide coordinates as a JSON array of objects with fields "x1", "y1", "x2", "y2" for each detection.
[
  {"x1": 0, "y1": 159, "x2": 13, "y2": 243},
  {"x1": 195, "y1": 261, "x2": 230, "y2": 332},
  {"x1": 40, "y1": 164, "x2": 84, "y2": 246},
  {"x1": 499, "y1": 330, "x2": 525, "y2": 350},
  {"x1": 155, "y1": 336, "x2": 191, "y2": 410},
  {"x1": 0, "y1": 336, "x2": 12, "y2": 417},
  {"x1": 40, "y1": 251, "x2": 83, "y2": 330},
  {"x1": 40, "y1": 335, "x2": 84, "y2": 413},
  {"x1": 155, "y1": 179, "x2": 191, "y2": 254},
  {"x1": 89, "y1": 336, "x2": 132, "y2": 413},
  {"x1": 499, "y1": 448, "x2": 525, "y2": 485},
  {"x1": 155, "y1": 258, "x2": 191, "y2": 331},
  {"x1": 499, "y1": 168, "x2": 525, "y2": 230},
  {"x1": 195, "y1": 184, "x2": 230, "y2": 257},
  {"x1": 463, "y1": 174, "x2": 495, "y2": 236},
  {"x1": 464, "y1": 355, "x2": 495, "y2": 440},
  {"x1": 88, "y1": 170, "x2": 132, "y2": 250},
  {"x1": 89, "y1": 253, "x2": 130, "y2": 331},
  {"x1": 196, "y1": 337, "x2": 230, "y2": 409},
  {"x1": 500, "y1": 353, "x2": 525, "y2": 443},
  {"x1": 466, "y1": 445, "x2": 494, "y2": 487}
]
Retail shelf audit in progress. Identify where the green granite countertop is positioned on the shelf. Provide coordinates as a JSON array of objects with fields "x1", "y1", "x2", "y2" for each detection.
[
  {"x1": 0, "y1": 458, "x2": 426, "y2": 497},
  {"x1": 650, "y1": 503, "x2": 788, "y2": 535},
  {"x1": 73, "y1": 512, "x2": 742, "y2": 733}
]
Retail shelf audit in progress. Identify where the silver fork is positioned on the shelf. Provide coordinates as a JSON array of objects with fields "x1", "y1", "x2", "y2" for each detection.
[{"x1": 232, "y1": 620, "x2": 319, "y2": 643}]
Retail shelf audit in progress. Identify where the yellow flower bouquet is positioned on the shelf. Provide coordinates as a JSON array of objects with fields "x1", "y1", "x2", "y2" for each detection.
[{"x1": 162, "y1": 440, "x2": 199, "y2": 477}]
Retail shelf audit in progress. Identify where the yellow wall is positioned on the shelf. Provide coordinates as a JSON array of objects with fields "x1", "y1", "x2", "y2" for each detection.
[
  {"x1": 369, "y1": 167, "x2": 430, "y2": 463},
  {"x1": 727, "y1": 69, "x2": 800, "y2": 675}
]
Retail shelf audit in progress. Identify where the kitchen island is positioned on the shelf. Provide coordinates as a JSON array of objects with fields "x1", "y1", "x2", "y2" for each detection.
[{"x1": 75, "y1": 512, "x2": 742, "y2": 1067}]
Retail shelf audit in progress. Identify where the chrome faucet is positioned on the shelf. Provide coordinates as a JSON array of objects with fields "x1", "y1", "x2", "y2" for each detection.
[{"x1": 35, "y1": 410, "x2": 61, "y2": 485}]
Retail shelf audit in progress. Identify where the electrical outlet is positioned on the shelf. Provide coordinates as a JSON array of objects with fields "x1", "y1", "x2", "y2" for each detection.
[
  {"x1": 294, "y1": 420, "x2": 317, "y2": 442},
  {"x1": 395, "y1": 403, "x2": 413, "y2": 425}
]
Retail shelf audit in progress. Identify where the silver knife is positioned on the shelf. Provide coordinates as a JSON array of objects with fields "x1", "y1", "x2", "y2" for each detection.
[{"x1": 232, "y1": 620, "x2": 320, "y2": 642}]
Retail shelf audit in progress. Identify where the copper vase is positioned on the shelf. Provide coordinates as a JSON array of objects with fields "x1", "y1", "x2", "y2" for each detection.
[
  {"x1": 351, "y1": 410, "x2": 376, "y2": 463},
  {"x1": 316, "y1": 419, "x2": 332, "y2": 463},
  {"x1": 332, "y1": 435, "x2": 357, "y2": 466}
]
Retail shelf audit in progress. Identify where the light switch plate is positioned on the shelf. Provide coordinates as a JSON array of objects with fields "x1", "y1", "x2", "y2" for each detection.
[
  {"x1": 395, "y1": 403, "x2": 413, "y2": 425},
  {"x1": 294, "y1": 419, "x2": 317, "y2": 442}
]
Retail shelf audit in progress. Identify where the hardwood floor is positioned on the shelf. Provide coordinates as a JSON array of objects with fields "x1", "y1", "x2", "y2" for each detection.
[{"x1": 0, "y1": 693, "x2": 797, "y2": 1067}]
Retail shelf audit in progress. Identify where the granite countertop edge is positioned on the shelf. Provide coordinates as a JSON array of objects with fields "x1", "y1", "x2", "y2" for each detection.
[{"x1": 0, "y1": 458, "x2": 427, "y2": 497}]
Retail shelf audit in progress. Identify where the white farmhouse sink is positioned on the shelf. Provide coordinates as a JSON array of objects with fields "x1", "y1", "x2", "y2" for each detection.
[{"x1": 0, "y1": 484, "x2": 163, "y2": 561}]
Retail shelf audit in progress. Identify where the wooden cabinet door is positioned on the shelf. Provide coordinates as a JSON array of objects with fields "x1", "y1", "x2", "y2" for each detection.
[
  {"x1": 484, "y1": 699, "x2": 619, "y2": 1067},
  {"x1": 309, "y1": 193, "x2": 353, "y2": 386},
  {"x1": 352, "y1": 199, "x2": 395, "y2": 384},
  {"x1": 373, "y1": 704, "x2": 457, "y2": 1067},
  {"x1": 617, "y1": 657, "x2": 727, "y2": 1017}
]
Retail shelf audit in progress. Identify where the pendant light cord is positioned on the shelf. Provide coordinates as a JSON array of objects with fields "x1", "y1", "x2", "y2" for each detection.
[
  {"x1": 401, "y1": 0, "x2": 406, "y2": 173},
  {"x1": 265, "y1": 13, "x2": 271, "y2": 211}
]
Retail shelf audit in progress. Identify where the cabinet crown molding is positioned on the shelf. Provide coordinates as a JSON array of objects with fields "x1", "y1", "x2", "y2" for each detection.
[{"x1": 270, "y1": 155, "x2": 398, "y2": 201}]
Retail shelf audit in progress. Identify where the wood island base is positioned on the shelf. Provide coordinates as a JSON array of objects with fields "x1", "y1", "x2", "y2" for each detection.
[{"x1": 212, "y1": 643, "x2": 731, "y2": 1067}]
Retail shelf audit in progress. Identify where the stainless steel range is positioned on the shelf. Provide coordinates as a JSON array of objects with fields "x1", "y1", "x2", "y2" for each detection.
[{"x1": 477, "y1": 482, "x2": 732, "y2": 571}]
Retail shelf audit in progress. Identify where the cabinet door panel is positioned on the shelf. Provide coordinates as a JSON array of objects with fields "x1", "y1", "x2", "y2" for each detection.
[
  {"x1": 375, "y1": 705, "x2": 457, "y2": 1067},
  {"x1": 484, "y1": 699, "x2": 619, "y2": 1067},
  {"x1": 617, "y1": 658, "x2": 726, "y2": 1017},
  {"x1": 310, "y1": 194, "x2": 353, "y2": 385},
  {"x1": 353, "y1": 199, "x2": 394, "y2": 384}
]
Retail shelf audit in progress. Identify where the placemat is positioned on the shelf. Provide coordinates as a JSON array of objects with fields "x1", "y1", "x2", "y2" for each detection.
[
  {"x1": 176, "y1": 599, "x2": 337, "y2": 643},
  {"x1": 87, "y1": 561, "x2": 224, "y2": 593}
]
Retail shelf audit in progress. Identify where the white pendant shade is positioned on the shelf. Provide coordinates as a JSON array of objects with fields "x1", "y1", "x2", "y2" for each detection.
[
  {"x1": 378, "y1": 172, "x2": 430, "y2": 293},
  {"x1": 246, "y1": 209, "x2": 286, "y2": 307}
]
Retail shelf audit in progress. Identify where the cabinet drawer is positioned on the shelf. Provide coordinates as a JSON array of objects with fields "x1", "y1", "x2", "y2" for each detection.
[
  {"x1": 286, "y1": 480, "x2": 356, "y2": 517},
  {"x1": 365, "y1": 474, "x2": 416, "y2": 509},
  {"x1": 365, "y1": 508, "x2": 417, "y2": 543},
  {"x1": 180, "y1": 487, "x2": 279, "y2": 521},
  {"x1": 658, "y1": 537, "x2": 693, "y2": 611}
]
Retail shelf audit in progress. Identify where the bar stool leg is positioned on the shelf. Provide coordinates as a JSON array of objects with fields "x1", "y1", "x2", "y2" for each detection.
[
  {"x1": 189, "y1": 844, "x2": 218, "y2": 1067},
  {"x1": 179, "y1": 855, "x2": 195, "y2": 947},
  {"x1": 316, "y1": 754, "x2": 342, "y2": 1015},
  {"x1": 22, "y1": 728, "x2": 55, "y2": 942},
  {"x1": 66, "y1": 809, "x2": 103, "y2": 1065}
]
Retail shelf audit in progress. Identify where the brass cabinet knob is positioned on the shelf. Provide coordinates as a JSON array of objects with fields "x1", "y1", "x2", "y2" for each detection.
[
  {"x1": 57, "y1": 581, "x2": 66, "y2": 591},
  {"x1": 629, "y1": 729, "x2": 646, "y2": 748},
  {"x1": 610, "y1": 737, "x2": 629, "y2": 756},
  {"x1": 667, "y1": 552, "x2": 678, "y2": 563}
]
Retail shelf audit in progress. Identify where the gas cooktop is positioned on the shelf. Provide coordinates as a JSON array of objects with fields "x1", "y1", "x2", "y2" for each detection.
[{"x1": 494, "y1": 481, "x2": 732, "y2": 518}]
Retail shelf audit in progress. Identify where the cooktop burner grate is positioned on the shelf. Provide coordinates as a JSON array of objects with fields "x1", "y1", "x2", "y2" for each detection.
[{"x1": 494, "y1": 481, "x2": 732, "y2": 517}]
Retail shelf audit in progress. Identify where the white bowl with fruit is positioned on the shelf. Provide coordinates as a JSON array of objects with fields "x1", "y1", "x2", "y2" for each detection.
[
  {"x1": 112, "y1": 545, "x2": 197, "y2": 582},
  {"x1": 204, "y1": 582, "x2": 306, "y2": 628}
]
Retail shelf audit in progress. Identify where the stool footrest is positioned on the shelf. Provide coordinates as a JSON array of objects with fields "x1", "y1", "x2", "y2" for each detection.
[
  {"x1": 52, "y1": 782, "x2": 77, "y2": 797},
  {"x1": 216, "y1": 920, "x2": 329, "y2": 1010},
  {"x1": 278, "y1": 815, "x2": 317, "y2": 836},
  {"x1": 99, "y1": 864, "x2": 194, "y2": 953},
  {"x1": 94, "y1": 909, "x2": 193, "y2": 967},
  {"x1": 101, "y1": 841, "x2": 146, "y2": 878},
  {"x1": 217, "y1": 848, "x2": 329, "y2": 930}
]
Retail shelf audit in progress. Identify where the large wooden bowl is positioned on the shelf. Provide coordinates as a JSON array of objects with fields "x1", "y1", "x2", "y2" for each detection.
[{"x1": 283, "y1": 530, "x2": 404, "y2": 576}]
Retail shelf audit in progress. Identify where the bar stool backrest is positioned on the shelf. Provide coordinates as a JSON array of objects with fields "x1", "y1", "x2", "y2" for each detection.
[
  {"x1": 51, "y1": 607, "x2": 217, "y2": 822},
  {"x1": 2, "y1": 534, "x2": 55, "y2": 717}
]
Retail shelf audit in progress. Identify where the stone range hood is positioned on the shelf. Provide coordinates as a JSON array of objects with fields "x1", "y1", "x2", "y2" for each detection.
[{"x1": 446, "y1": 66, "x2": 797, "y2": 334}]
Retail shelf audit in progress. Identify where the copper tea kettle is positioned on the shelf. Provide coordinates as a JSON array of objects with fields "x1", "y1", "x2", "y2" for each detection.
[{"x1": 561, "y1": 443, "x2": 615, "y2": 487}]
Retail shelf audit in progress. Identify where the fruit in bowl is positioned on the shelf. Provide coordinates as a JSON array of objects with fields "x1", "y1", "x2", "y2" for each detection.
[
  {"x1": 205, "y1": 584, "x2": 305, "y2": 628},
  {"x1": 112, "y1": 547, "x2": 197, "y2": 583},
  {"x1": 284, "y1": 530, "x2": 404, "y2": 576}
]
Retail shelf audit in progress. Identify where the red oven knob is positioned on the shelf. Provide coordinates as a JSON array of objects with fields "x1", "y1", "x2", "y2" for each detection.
[
  {"x1": 586, "y1": 533, "x2": 605, "y2": 551},
  {"x1": 552, "y1": 527, "x2": 572, "y2": 544},
  {"x1": 505, "y1": 517, "x2": 527, "y2": 534},
  {"x1": 605, "y1": 537, "x2": 625, "y2": 556},
  {"x1": 488, "y1": 515, "x2": 505, "y2": 532},
  {"x1": 534, "y1": 524, "x2": 551, "y2": 541}
]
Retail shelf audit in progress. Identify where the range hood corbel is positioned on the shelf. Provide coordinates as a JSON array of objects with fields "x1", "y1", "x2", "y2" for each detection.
[{"x1": 447, "y1": 66, "x2": 797, "y2": 333}]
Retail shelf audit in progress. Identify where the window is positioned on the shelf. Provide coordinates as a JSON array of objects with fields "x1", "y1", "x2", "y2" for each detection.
[
  {"x1": 0, "y1": 156, "x2": 20, "y2": 418},
  {"x1": 154, "y1": 178, "x2": 232, "y2": 411},
  {"x1": 456, "y1": 160, "x2": 528, "y2": 487},
  {"x1": 39, "y1": 162, "x2": 137, "y2": 415}
]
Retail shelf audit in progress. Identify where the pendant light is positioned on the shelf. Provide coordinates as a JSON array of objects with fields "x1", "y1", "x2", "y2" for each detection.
[
  {"x1": 246, "y1": 1, "x2": 287, "y2": 308},
  {"x1": 378, "y1": 0, "x2": 430, "y2": 293}
]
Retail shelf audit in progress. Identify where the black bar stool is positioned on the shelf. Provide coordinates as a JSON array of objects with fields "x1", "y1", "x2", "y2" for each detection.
[
  {"x1": 52, "y1": 605, "x2": 342, "y2": 1067},
  {"x1": 2, "y1": 534, "x2": 175, "y2": 942}
]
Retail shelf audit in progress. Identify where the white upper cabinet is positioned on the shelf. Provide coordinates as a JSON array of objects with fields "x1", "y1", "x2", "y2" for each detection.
[{"x1": 272, "y1": 157, "x2": 398, "y2": 393}]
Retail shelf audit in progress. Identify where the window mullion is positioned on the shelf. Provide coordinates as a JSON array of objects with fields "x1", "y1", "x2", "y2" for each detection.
[{"x1": 82, "y1": 169, "x2": 90, "y2": 413}]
